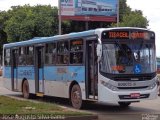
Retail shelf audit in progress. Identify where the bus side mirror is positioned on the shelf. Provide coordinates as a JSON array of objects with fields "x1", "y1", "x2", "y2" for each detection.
[{"x1": 96, "y1": 44, "x2": 102, "y2": 62}]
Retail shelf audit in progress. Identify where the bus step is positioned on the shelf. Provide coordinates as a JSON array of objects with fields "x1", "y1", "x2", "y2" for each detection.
[
  {"x1": 86, "y1": 99, "x2": 98, "y2": 102},
  {"x1": 36, "y1": 92, "x2": 44, "y2": 97},
  {"x1": 89, "y1": 95, "x2": 98, "y2": 100},
  {"x1": 13, "y1": 89, "x2": 19, "y2": 92}
]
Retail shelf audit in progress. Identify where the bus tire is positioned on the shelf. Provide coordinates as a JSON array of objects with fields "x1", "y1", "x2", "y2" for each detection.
[
  {"x1": 22, "y1": 80, "x2": 30, "y2": 99},
  {"x1": 118, "y1": 102, "x2": 131, "y2": 107},
  {"x1": 70, "y1": 84, "x2": 82, "y2": 109}
]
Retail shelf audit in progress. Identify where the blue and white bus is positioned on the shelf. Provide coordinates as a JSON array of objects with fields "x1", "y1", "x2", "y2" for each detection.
[{"x1": 3, "y1": 27, "x2": 159, "y2": 109}]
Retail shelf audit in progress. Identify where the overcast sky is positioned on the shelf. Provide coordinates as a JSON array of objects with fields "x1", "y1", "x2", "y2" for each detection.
[{"x1": 0, "y1": 0, "x2": 160, "y2": 56}]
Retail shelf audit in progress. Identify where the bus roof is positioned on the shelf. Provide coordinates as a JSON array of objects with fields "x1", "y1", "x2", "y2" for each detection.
[
  {"x1": 3, "y1": 29, "x2": 96, "y2": 48},
  {"x1": 3, "y1": 27, "x2": 151, "y2": 48}
]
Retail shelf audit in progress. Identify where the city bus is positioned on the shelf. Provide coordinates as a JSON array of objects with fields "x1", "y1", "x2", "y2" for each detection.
[{"x1": 3, "y1": 27, "x2": 159, "y2": 109}]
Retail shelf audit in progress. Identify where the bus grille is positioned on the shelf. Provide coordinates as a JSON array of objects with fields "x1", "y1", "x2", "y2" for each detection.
[
  {"x1": 114, "y1": 76, "x2": 153, "y2": 81},
  {"x1": 119, "y1": 94, "x2": 150, "y2": 100},
  {"x1": 117, "y1": 86, "x2": 148, "y2": 90}
]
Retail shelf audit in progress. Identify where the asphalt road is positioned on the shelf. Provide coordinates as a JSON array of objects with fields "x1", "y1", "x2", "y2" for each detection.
[
  {"x1": 0, "y1": 77, "x2": 20, "y2": 96},
  {"x1": 0, "y1": 77, "x2": 160, "y2": 120}
]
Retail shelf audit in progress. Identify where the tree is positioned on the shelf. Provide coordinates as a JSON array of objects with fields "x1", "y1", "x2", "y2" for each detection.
[
  {"x1": 4, "y1": 5, "x2": 59, "y2": 42},
  {"x1": 1, "y1": 1, "x2": 149, "y2": 44},
  {"x1": 0, "y1": 11, "x2": 8, "y2": 58},
  {"x1": 119, "y1": 0, "x2": 131, "y2": 21},
  {"x1": 112, "y1": 0, "x2": 148, "y2": 28},
  {"x1": 118, "y1": 10, "x2": 148, "y2": 28}
]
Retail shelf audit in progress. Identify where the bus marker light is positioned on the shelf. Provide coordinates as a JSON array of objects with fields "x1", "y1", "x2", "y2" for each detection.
[{"x1": 36, "y1": 92, "x2": 44, "y2": 97}]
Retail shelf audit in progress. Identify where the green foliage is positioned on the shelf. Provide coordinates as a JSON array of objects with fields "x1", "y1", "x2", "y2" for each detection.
[
  {"x1": 119, "y1": 0, "x2": 131, "y2": 21},
  {"x1": 0, "y1": 11, "x2": 8, "y2": 55},
  {"x1": 118, "y1": 10, "x2": 149, "y2": 28},
  {"x1": 4, "y1": 5, "x2": 59, "y2": 42},
  {"x1": 0, "y1": 1, "x2": 149, "y2": 58},
  {"x1": 112, "y1": 0, "x2": 148, "y2": 28}
]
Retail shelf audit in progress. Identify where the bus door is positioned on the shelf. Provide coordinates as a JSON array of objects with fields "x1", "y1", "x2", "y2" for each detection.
[
  {"x1": 11, "y1": 49, "x2": 18, "y2": 91},
  {"x1": 35, "y1": 46, "x2": 44, "y2": 95},
  {"x1": 86, "y1": 41, "x2": 98, "y2": 99}
]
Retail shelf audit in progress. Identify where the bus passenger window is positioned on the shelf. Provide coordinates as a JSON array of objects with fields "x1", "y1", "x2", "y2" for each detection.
[
  {"x1": 57, "y1": 41, "x2": 69, "y2": 64},
  {"x1": 70, "y1": 52, "x2": 83, "y2": 64},
  {"x1": 45, "y1": 43, "x2": 56, "y2": 65},
  {"x1": 4, "y1": 49, "x2": 11, "y2": 66},
  {"x1": 26, "y1": 46, "x2": 34, "y2": 65},
  {"x1": 70, "y1": 39, "x2": 83, "y2": 51},
  {"x1": 70, "y1": 39, "x2": 83, "y2": 64},
  {"x1": 57, "y1": 41, "x2": 69, "y2": 54},
  {"x1": 18, "y1": 47, "x2": 26, "y2": 66},
  {"x1": 64, "y1": 55, "x2": 69, "y2": 64},
  {"x1": 57, "y1": 55, "x2": 62, "y2": 64}
]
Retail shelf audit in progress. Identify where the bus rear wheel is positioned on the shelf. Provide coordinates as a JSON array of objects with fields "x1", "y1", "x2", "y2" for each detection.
[
  {"x1": 22, "y1": 80, "x2": 30, "y2": 99},
  {"x1": 118, "y1": 102, "x2": 131, "y2": 107},
  {"x1": 70, "y1": 84, "x2": 82, "y2": 109}
]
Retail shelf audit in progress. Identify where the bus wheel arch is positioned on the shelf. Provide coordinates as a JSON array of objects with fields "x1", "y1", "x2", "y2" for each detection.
[
  {"x1": 69, "y1": 81, "x2": 83, "y2": 109},
  {"x1": 22, "y1": 79, "x2": 30, "y2": 99},
  {"x1": 21, "y1": 78, "x2": 27, "y2": 92}
]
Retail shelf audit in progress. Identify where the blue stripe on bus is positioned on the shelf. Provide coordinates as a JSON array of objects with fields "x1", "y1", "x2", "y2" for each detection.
[
  {"x1": 17, "y1": 66, "x2": 35, "y2": 79},
  {"x1": 39, "y1": 68, "x2": 43, "y2": 80},
  {"x1": 14, "y1": 68, "x2": 17, "y2": 79},
  {"x1": 3, "y1": 67, "x2": 11, "y2": 78},
  {"x1": 3, "y1": 66, "x2": 35, "y2": 79},
  {"x1": 3, "y1": 66, "x2": 85, "y2": 83},
  {"x1": 44, "y1": 66, "x2": 85, "y2": 82}
]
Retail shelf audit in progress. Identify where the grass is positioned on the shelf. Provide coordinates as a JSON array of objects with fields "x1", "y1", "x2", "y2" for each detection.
[{"x1": 0, "y1": 96, "x2": 89, "y2": 116}]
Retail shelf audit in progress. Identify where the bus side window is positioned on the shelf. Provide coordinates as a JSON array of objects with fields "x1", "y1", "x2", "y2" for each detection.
[
  {"x1": 57, "y1": 41, "x2": 69, "y2": 64},
  {"x1": 70, "y1": 52, "x2": 83, "y2": 64},
  {"x1": 70, "y1": 39, "x2": 83, "y2": 64},
  {"x1": 26, "y1": 46, "x2": 34, "y2": 65},
  {"x1": 18, "y1": 47, "x2": 26, "y2": 66},
  {"x1": 45, "y1": 43, "x2": 56, "y2": 65},
  {"x1": 4, "y1": 49, "x2": 11, "y2": 66}
]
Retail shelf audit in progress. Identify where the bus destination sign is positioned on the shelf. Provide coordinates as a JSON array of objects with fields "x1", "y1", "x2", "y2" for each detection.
[{"x1": 102, "y1": 30, "x2": 155, "y2": 40}]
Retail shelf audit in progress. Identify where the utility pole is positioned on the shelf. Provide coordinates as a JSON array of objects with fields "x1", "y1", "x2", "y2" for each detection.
[
  {"x1": 85, "y1": 21, "x2": 89, "y2": 30},
  {"x1": 117, "y1": 0, "x2": 119, "y2": 27},
  {"x1": 85, "y1": 16, "x2": 89, "y2": 30},
  {"x1": 58, "y1": 0, "x2": 62, "y2": 35}
]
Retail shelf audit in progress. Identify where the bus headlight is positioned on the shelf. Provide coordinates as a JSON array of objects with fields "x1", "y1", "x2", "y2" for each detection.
[
  {"x1": 101, "y1": 80, "x2": 118, "y2": 91},
  {"x1": 148, "y1": 82, "x2": 157, "y2": 90}
]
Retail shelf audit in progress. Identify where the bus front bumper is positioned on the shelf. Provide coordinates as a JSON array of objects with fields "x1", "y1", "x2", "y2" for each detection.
[{"x1": 98, "y1": 84, "x2": 158, "y2": 105}]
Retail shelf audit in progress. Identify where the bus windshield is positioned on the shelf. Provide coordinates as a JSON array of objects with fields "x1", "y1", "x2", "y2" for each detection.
[{"x1": 100, "y1": 41, "x2": 156, "y2": 74}]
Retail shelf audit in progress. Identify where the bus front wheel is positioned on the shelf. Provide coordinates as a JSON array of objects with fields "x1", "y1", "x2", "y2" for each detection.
[
  {"x1": 118, "y1": 102, "x2": 131, "y2": 107},
  {"x1": 22, "y1": 80, "x2": 30, "y2": 99},
  {"x1": 70, "y1": 84, "x2": 82, "y2": 109}
]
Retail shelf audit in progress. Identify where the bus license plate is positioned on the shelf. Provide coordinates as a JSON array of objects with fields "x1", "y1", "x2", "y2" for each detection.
[{"x1": 130, "y1": 93, "x2": 140, "y2": 98}]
